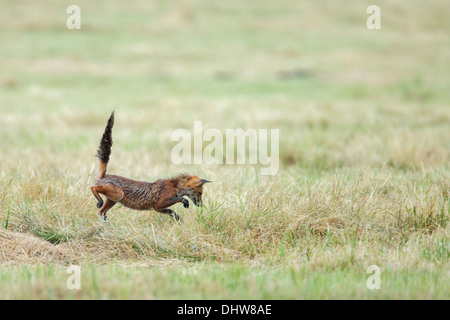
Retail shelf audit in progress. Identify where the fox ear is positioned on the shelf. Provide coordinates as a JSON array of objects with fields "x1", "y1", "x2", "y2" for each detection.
[{"x1": 200, "y1": 179, "x2": 212, "y2": 185}]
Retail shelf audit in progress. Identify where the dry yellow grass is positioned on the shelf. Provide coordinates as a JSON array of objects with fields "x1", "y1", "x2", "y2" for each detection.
[{"x1": 0, "y1": 229, "x2": 71, "y2": 264}]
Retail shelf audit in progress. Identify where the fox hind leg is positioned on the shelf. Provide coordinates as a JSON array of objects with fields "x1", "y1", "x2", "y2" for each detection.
[
  {"x1": 91, "y1": 184, "x2": 124, "y2": 219},
  {"x1": 99, "y1": 198, "x2": 116, "y2": 220},
  {"x1": 91, "y1": 186, "x2": 104, "y2": 208},
  {"x1": 93, "y1": 183, "x2": 124, "y2": 202}
]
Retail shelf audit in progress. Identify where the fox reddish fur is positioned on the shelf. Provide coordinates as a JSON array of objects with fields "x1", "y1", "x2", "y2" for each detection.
[{"x1": 91, "y1": 112, "x2": 211, "y2": 220}]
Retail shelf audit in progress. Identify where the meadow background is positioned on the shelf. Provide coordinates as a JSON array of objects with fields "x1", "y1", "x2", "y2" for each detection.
[{"x1": 0, "y1": 0, "x2": 449, "y2": 299}]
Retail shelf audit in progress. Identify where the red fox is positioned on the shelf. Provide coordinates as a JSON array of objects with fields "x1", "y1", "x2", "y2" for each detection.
[{"x1": 90, "y1": 112, "x2": 211, "y2": 221}]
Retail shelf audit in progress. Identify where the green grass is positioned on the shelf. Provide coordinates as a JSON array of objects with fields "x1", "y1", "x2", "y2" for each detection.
[
  {"x1": 0, "y1": 0, "x2": 449, "y2": 299},
  {"x1": 0, "y1": 262, "x2": 447, "y2": 300}
]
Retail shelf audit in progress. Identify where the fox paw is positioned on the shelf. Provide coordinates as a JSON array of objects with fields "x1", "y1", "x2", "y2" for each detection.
[
  {"x1": 182, "y1": 198, "x2": 189, "y2": 208},
  {"x1": 97, "y1": 200, "x2": 104, "y2": 209},
  {"x1": 170, "y1": 212, "x2": 180, "y2": 221}
]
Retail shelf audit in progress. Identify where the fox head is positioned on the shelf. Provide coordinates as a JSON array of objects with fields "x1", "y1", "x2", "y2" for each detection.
[{"x1": 177, "y1": 175, "x2": 211, "y2": 206}]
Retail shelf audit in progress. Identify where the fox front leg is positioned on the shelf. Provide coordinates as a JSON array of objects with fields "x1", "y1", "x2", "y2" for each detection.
[
  {"x1": 154, "y1": 196, "x2": 188, "y2": 211},
  {"x1": 158, "y1": 208, "x2": 180, "y2": 221},
  {"x1": 154, "y1": 196, "x2": 189, "y2": 221}
]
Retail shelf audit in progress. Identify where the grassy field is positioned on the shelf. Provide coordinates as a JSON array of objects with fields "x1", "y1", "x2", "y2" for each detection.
[{"x1": 0, "y1": 0, "x2": 449, "y2": 299}]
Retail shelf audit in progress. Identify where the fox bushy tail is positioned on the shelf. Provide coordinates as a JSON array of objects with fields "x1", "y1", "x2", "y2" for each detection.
[{"x1": 96, "y1": 111, "x2": 114, "y2": 179}]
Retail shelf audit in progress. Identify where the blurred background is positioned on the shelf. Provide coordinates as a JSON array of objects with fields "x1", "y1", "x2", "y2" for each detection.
[
  {"x1": 0, "y1": 0, "x2": 449, "y2": 299},
  {"x1": 0, "y1": 0, "x2": 448, "y2": 179}
]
